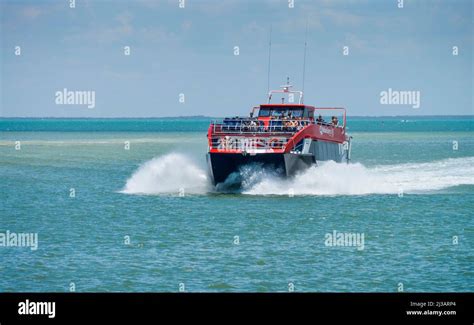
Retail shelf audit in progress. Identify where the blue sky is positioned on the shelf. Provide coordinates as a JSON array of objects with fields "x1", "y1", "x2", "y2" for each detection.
[{"x1": 0, "y1": 0, "x2": 472, "y2": 117}]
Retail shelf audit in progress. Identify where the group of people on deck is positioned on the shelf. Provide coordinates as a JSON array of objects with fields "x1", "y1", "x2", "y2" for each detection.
[
  {"x1": 265, "y1": 112, "x2": 307, "y2": 130},
  {"x1": 316, "y1": 115, "x2": 339, "y2": 127}
]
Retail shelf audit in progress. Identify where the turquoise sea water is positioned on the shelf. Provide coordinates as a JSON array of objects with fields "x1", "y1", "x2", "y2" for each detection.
[{"x1": 0, "y1": 117, "x2": 473, "y2": 292}]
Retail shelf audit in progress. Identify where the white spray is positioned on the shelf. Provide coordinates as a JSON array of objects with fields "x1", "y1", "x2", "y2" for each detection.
[{"x1": 122, "y1": 154, "x2": 474, "y2": 196}]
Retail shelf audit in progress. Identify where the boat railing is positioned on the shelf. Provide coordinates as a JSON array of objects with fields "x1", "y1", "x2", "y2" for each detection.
[
  {"x1": 313, "y1": 107, "x2": 347, "y2": 128},
  {"x1": 210, "y1": 136, "x2": 290, "y2": 150},
  {"x1": 211, "y1": 118, "x2": 313, "y2": 135}
]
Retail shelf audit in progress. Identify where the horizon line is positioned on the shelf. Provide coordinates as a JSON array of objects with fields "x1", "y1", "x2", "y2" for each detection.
[{"x1": 0, "y1": 115, "x2": 473, "y2": 119}]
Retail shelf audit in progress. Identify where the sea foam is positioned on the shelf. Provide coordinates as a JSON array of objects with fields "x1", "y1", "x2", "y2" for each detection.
[
  {"x1": 122, "y1": 154, "x2": 474, "y2": 196},
  {"x1": 243, "y1": 157, "x2": 474, "y2": 195},
  {"x1": 122, "y1": 153, "x2": 210, "y2": 195}
]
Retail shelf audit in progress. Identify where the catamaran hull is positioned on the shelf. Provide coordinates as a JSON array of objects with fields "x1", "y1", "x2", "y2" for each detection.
[{"x1": 206, "y1": 152, "x2": 315, "y2": 185}]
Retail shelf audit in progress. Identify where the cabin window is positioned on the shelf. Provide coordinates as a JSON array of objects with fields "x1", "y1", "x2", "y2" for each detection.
[
  {"x1": 302, "y1": 109, "x2": 314, "y2": 118},
  {"x1": 258, "y1": 106, "x2": 304, "y2": 118},
  {"x1": 291, "y1": 109, "x2": 304, "y2": 118},
  {"x1": 271, "y1": 110, "x2": 284, "y2": 117}
]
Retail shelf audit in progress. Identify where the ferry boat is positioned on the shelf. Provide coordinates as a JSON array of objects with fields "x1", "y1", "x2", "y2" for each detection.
[{"x1": 206, "y1": 79, "x2": 352, "y2": 186}]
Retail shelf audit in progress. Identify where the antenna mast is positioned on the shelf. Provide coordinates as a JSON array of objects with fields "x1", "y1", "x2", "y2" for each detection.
[
  {"x1": 267, "y1": 24, "x2": 272, "y2": 95},
  {"x1": 301, "y1": 19, "x2": 308, "y2": 103}
]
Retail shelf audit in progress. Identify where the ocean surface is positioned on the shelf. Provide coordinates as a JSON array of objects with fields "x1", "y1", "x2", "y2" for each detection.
[{"x1": 0, "y1": 117, "x2": 473, "y2": 292}]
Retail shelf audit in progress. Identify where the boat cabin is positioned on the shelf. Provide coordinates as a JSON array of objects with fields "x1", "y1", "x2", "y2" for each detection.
[
  {"x1": 252, "y1": 104, "x2": 315, "y2": 120},
  {"x1": 211, "y1": 78, "x2": 346, "y2": 137}
]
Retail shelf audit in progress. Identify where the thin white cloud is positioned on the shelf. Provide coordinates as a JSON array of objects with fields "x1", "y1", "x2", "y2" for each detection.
[
  {"x1": 63, "y1": 12, "x2": 136, "y2": 44},
  {"x1": 196, "y1": 0, "x2": 241, "y2": 15},
  {"x1": 321, "y1": 8, "x2": 363, "y2": 26},
  {"x1": 21, "y1": 6, "x2": 42, "y2": 19}
]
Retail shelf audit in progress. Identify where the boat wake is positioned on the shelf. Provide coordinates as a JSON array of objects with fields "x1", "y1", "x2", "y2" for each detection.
[
  {"x1": 122, "y1": 154, "x2": 474, "y2": 196},
  {"x1": 121, "y1": 153, "x2": 211, "y2": 195},
  {"x1": 243, "y1": 157, "x2": 474, "y2": 195}
]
